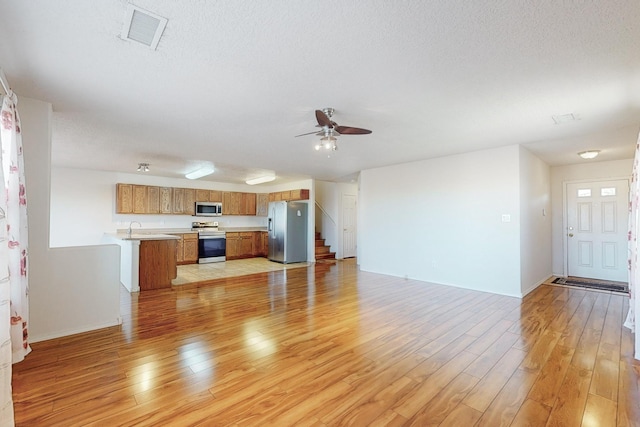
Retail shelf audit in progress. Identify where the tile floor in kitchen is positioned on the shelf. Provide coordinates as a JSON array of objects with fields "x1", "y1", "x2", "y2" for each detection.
[{"x1": 172, "y1": 257, "x2": 311, "y2": 285}]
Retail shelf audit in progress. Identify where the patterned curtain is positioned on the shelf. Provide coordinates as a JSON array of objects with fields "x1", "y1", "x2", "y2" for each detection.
[
  {"x1": 624, "y1": 132, "x2": 640, "y2": 337},
  {"x1": 0, "y1": 90, "x2": 31, "y2": 425}
]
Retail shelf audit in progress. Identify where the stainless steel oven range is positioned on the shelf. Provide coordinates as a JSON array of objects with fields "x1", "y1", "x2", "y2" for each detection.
[{"x1": 192, "y1": 221, "x2": 226, "y2": 263}]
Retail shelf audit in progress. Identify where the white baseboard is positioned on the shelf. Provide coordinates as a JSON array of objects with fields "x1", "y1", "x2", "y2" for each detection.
[{"x1": 29, "y1": 317, "x2": 122, "y2": 343}]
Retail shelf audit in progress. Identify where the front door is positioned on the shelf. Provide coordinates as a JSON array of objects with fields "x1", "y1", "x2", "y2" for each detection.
[
  {"x1": 566, "y1": 179, "x2": 629, "y2": 282},
  {"x1": 342, "y1": 194, "x2": 357, "y2": 258}
]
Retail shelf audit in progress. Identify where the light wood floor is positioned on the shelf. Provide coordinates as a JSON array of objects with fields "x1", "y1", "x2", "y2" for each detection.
[{"x1": 12, "y1": 260, "x2": 640, "y2": 426}]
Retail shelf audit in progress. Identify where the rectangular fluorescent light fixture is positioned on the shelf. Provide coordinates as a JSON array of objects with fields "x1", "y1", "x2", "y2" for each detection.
[
  {"x1": 246, "y1": 175, "x2": 276, "y2": 185},
  {"x1": 185, "y1": 165, "x2": 215, "y2": 180},
  {"x1": 121, "y1": 4, "x2": 168, "y2": 50},
  {"x1": 552, "y1": 113, "x2": 580, "y2": 124}
]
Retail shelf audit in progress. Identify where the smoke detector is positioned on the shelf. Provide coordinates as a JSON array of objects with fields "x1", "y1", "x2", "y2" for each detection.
[{"x1": 121, "y1": 4, "x2": 168, "y2": 50}]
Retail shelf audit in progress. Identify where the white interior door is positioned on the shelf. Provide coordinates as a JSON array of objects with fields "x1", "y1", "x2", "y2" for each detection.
[
  {"x1": 342, "y1": 194, "x2": 357, "y2": 258},
  {"x1": 566, "y1": 179, "x2": 629, "y2": 282}
]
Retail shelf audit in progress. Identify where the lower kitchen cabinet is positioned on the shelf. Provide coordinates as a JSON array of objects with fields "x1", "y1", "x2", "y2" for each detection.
[
  {"x1": 254, "y1": 231, "x2": 268, "y2": 257},
  {"x1": 176, "y1": 233, "x2": 199, "y2": 265},
  {"x1": 139, "y1": 239, "x2": 177, "y2": 290},
  {"x1": 226, "y1": 231, "x2": 265, "y2": 260},
  {"x1": 226, "y1": 232, "x2": 241, "y2": 259},
  {"x1": 182, "y1": 233, "x2": 199, "y2": 263}
]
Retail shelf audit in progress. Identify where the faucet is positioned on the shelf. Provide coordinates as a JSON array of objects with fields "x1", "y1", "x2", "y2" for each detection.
[{"x1": 127, "y1": 221, "x2": 142, "y2": 236}]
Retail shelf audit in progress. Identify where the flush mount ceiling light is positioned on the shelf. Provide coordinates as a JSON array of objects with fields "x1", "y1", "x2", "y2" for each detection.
[
  {"x1": 121, "y1": 4, "x2": 168, "y2": 50},
  {"x1": 578, "y1": 150, "x2": 600, "y2": 159},
  {"x1": 185, "y1": 164, "x2": 215, "y2": 180},
  {"x1": 552, "y1": 113, "x2": 581, "y2": 124},
  {"x1": 246, "y1": 175, "x2": 276, "y2": 185},
  {"x1": 137, "y1": 162, "x2": 150, "y2": 172}
]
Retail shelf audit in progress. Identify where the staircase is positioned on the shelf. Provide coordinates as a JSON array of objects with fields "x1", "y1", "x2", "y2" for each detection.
[{"x1": 315, "y1": 231, "x2": 336, "y2": 261}]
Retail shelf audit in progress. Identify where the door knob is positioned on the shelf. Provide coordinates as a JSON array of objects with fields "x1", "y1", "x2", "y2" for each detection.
[{"x1": 568, "y1": 233, "x2": 574, "y2": 237}]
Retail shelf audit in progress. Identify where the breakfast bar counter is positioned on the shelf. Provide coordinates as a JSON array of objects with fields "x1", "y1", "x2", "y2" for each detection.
[{"x1": 102, "y1": 233, "x2": 180, "y2": 292}]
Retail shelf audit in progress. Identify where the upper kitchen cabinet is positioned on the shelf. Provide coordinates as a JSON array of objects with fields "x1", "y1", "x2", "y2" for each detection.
[
  {"x1": 116, "y1": 184, "x2": 302, "y2": 216},
  {"x1": 222, "y1": 192, "x2": 257, "y2": 215},
  {"x1": 116, "y1": 184, "x2": 133, "y2": 213},
  {"x1": 147, "y1": 186, "x2": 160, "y2": 214},
  {"x1": 256, "y1": 193, "x2": 269, "y2": 216},
  {"x1": 172, "y1": 188, "x2": 185, "y2": 214},
  {"x1": 243, "y1": 193, "x2": 256, "y2": 215},
  {"x1": 268, "y1": 189, "x2": 309, "y2": 202},
  {"x1": 196, "y1": 189, "x2": 222, "y2": 203},
  {"x1": 209, "y1": 190, "x2": 222, "y2": 202},
  {"x1": 183, "y1": 188, "x2": 196, "y2": 216},
  {"x1": 159, "y1": 187, "x2": 173, "y2": 214}
]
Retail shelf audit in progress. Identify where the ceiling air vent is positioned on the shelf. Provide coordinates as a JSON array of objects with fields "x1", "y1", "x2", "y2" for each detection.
[{"x1": 121, "y1": 4, "x2": 168, "y2": 50}]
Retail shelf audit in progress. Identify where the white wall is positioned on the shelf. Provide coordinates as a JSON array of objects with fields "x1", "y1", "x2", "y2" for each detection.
[
  {"x1": 550, "y1": 159, "x2": 633, "y2": 277},
  {"x1": 22, "y1": 97, "x2": 121, "y2": 342},
  {"x1": 519, "y1": 146, "x2": 552, "y2": 295},
  {"x1": 359, "y1": 145, "x2": 523, "y2": 297},
  {"x1": 50, "y1": 167, "x2": 312, "y2": 248}
]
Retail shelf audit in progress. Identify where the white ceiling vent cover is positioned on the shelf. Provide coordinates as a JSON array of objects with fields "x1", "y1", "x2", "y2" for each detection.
[{"x1": 121, "y1": 4, "x2": 168, "y2": 50}]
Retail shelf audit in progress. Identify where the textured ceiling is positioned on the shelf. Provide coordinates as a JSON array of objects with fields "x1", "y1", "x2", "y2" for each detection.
[{"x1": 1, "y1": 1, "x2": 639, "y2": 184}]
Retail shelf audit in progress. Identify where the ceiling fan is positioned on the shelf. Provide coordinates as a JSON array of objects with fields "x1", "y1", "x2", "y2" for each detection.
[{"x1": 295, "y1": 108, "x2": 372, "y2": 151}]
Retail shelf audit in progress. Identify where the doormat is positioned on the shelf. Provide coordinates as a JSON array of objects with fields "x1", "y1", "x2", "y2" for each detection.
[{"x1": 551, "y1": 277, "x2": 628, "y2": 294}]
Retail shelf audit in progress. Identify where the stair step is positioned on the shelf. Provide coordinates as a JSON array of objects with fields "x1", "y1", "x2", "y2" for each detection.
[
  {"x1": 314, "y1": 230, "x2": 334, "y2": 260},
  {"x1": 316, "y1": 252, "x2": 336, "y2": 260}
]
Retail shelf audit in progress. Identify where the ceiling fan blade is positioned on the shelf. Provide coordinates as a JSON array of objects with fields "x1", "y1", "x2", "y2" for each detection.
[
  {"x1": 315, "y1": 110, "x2": 334, "y2": 127},
  {"x1": 334, "y1": 126, "x2": 372, "y2": 135},
  {"x1": 294, "y1": 130, "x2": 321, "y2": 137}
]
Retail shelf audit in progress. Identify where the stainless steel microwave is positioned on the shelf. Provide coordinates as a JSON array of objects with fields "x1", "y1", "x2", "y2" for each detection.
[{"x1": 195, "y1": 201, "x2": 222, "y2": 216}]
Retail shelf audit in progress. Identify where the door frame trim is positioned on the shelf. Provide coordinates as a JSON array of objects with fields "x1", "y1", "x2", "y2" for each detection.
[{"x1": 561, "y1": 176, "x2": 630, "y2": 278}]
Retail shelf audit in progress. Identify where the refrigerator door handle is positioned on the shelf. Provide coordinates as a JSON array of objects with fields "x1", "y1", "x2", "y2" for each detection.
[{"x1": 268, "y1": 217, "x2": 272, "y2": 233}]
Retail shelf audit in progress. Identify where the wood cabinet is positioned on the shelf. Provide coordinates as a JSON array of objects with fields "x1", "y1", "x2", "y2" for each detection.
[
  {"x1": 182, "y1": 233, "x2": 198, "y2": 264},
  {"x1": 209, "y1": 190, "x2": 222, "y2": 202},
  {"x1": 243, "y1": 193, "x2": 256, "y2": 215},
  {"x1": 290, "y1": 189, "x2": 309, "y2": 201},
  {"x1": 268, "y1": 189, "x2": 309, "y2": 202},
  {"x1": 239, "y1": 232, "x2": 254, "y2": 258},
  {"x1": 116, "y1": 184, "x2": 133, "y2": 213},
  {"x1": 226, "y1": 232, "x2": 257, "y2": 260},
  {"x1": 159, "y1": 187, "x2": 172, "y2": 214},
  {"x1": 221, "y1": 192, "x2": 257, "y2": 215},
  {"x1": 254, "y1": 231, "x2": 268, "y2": 257},
  {"x1": 173, "y1": 188, "x2": 185, "y2": 214},
  {"x1": 139, "y1": 239, "x2": 177, "y2": 290},
  {"x1": 196, "y1": 189, "x2": 222, "y2": 203},
  {"x1": 256, "y1": 193, "x2": 269, "y2": 216},
  {"x1": 147, "y1": 186, "x2": 160, "y2": 214},
  {"x1": 196, "y1": 189, "x2": 210, "y2": 202},
  {"x1": 132, "y1": 185, "x2": 147, "y2": 214},
  {"x1": 183, "y1": 188, "x2": 196, "y2": 216},
  {"x1": 225, "y1": 232, "x2": 241, "y2": 259},
  {"x1": 116, "y1": 183, "x2": 299, "y2": 216},
  {"x1": 175, "y1": 233, "x2": 199, "y2": 265}
]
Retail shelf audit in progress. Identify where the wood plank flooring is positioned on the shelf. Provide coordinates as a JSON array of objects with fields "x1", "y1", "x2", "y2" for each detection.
[{"x1": 12, "y1": 260, "x2": 640, "y2": 426}]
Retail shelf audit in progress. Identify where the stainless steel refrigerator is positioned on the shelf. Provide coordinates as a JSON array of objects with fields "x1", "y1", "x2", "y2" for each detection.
[{"x1": 268, "y1": 201, "x2": 308, "y2": 263}]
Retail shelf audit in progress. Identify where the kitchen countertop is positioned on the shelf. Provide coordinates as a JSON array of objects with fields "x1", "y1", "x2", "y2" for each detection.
[
  {"x1": 220, "y1": 227, "x2": 268, "y2": 232},
  {"x1": 110, "y1": 226, "x2": 268, "y2": 236},
  {"x1": 106, "y1": 232, "x2": 181, "y2": 241}
]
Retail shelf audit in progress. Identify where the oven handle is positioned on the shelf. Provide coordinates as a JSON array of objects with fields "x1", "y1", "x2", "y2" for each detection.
[{"x1": 199, "y1": 235, "x2": 226, "y2": 240}]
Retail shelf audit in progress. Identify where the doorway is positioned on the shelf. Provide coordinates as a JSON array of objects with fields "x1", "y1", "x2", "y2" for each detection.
[
  {"x1": 565, "y1": 179, "x2": 629, "y2": 282},
  {"x1": 342, "y1": 194, "x2": 357, "y2": 258}
]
